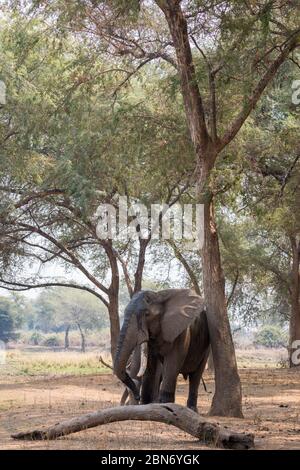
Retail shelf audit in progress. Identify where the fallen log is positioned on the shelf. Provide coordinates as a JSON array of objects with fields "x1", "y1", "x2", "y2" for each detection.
[{"x1": 11, "y1": 403, "x2": 254, "y2": 449}]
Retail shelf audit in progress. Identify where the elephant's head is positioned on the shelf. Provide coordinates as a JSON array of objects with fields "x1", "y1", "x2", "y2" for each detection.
[{"x1": 113, "y1": 288, "x2": 206, "y2": 401}]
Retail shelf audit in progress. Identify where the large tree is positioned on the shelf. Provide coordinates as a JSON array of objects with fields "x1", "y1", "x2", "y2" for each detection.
[{"x1": 153, "y1": 0, "x2": 299, "y2": 418}]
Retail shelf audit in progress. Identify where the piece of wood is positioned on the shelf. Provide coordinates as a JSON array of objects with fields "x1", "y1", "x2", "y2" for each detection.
[
  {"x1": 11, "y1": 403, "x2": 254, "y2": 449},
  {"x1": 98, "y1": 355, "x2": 113, "y2": 370}
]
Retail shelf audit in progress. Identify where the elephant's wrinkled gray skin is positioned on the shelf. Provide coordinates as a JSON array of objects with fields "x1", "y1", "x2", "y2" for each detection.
[{"x1": 114, "y1": 289, "x2": 210, "y2": 411}]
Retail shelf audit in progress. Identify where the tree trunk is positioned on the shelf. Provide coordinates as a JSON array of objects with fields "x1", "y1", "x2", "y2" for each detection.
[
  {"x1": 108, "y1": 294, "x2": 120, "y2": 362},
  {"x1": 76, "y1": 323, "x2": 86, "y2": 353},
  {"x1": 133, "y1": 238, "x2": 149, "y2": 294},
  {"x1": 289, "y1": 236, "x2": 300, "y2": 367},
  {"x1": 202, "y1": 198, "x2": 243, "y2": 417},
  {"x1": 104, "y1": 241, "x2": 120, "y2": 361},
  {"x1": 64, "y1": 325, "x2": 70, "y2": 350},
  {"x1": 11, "y1": 403, "x2": 254, "y2": 449}
]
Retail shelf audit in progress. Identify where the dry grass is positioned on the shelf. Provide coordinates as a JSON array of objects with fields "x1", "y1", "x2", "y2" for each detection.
[
  {"x1": 1, "y1": 349, "x2": 110, "y2": 377},
  {"x1": 1, "y1": 345, "x2": 288, "y2": 380},
  {"x1": 236, "y1": 347, "x2": 288, "y2": 369}
]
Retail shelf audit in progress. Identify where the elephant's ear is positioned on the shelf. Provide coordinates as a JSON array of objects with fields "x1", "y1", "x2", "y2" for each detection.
[{"x1": 161, "y1": 289, "x2": 205, "y2": 343}]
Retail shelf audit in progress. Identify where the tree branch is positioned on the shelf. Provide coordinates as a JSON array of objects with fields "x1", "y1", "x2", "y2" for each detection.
[
  {"x1": 17, "y1": 222, "x2": 109, "y2": 295},
  {"x1": 134, "y1": 238, "x2": 150, "y2": 294},
  {"x1": 219, "y1": 37, "x2": 299, "y2": 151},
  {"x1": 0, "y1": 279, "x2": 109, "y2": 307},
  {"x1": 167, "y1": 240, "x2": 201, "y2": 295},
  {"x1": 226, "y1": 270, "x2": 239, "y2": 307},
  {"x1": 14, "y1": 189, "x2": 66, "y2": 210}
]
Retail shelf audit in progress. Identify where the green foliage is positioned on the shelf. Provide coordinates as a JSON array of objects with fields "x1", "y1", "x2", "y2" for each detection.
[
  {"x1": 0, "y1": 297, "x2": 16, "y2": 342},
  {"x1": 33, "y1": 291, "x2": 58, "y2": 332},
  {"x1": 217, "y1": 60, "x2": 300, "y2": 327},
  {"x1": 29, "y1": 331, "x2": 44, "y2": 345},
  {"x1": 254, "y1": 325, "x2": 288, "y2": 349},
  {"x1": 0, "y1": 11, "x2": 191, "y2": 212},
  {"x1": 109, "y1": 0, "x2": 141, "y2": 18},
  {"x1": 8, "y1": 293, "x2": 31, "y2": 329}
]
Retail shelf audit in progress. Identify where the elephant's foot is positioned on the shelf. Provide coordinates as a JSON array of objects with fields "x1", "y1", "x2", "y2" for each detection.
[
  {"x1": 159, "y1": 390, "x2": 175, "y2": 403},
  {"x1": 187, "y1": 404, "x2": 198, "y2": 413}
]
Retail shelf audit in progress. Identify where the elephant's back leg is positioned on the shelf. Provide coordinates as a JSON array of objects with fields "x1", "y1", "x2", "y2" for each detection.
[
  {"x1": 187, "y1": 349, "x2": 209, "y2": 412},
  {"x1": 152, "y1": 361, "x2": 163, "y2": 402}
]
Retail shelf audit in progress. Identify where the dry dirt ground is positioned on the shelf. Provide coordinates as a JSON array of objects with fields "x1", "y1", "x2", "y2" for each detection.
[{"x1": 1, "y1": 368, "x2": 300, "y2": 450}]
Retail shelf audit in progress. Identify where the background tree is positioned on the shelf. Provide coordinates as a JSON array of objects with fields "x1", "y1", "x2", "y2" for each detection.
[{"x1": 0, "y1": 297, "x2": 16, "y2": 343}]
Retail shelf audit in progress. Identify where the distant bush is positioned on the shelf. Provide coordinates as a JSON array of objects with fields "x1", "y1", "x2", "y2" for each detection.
[
  {"x1": 254, "y1": 325, "x2": 288, "y2": 349},
  {"x1": 42, "y1": 335, "x2": 60, "y2": 347},
  {"x1": 30, "y1": 331, "x2": 44, "y2": 345}
]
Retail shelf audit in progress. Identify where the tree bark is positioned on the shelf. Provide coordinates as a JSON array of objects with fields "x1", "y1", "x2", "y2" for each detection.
[
  {"x1": 104, "y1": 241, "x2": 120, "y2": 361},
  {"x1": 11, "y1": 403, "x2": 254, "y2": 449},
  {"x1": 108, "y1": 293, "x2": 120, "y2": 362},
  {"x1": 133, "y1": 238, "x2": 149, "y2": 294},
  {"x1": 289, "y1": 236, "x2": 300, "y2": 367},
  {"x1": 64, "y1": 325, "x2": 70, "y2": 350},
  {"x1": 202, "y1": 198, "x2": 243, "y2": 417}
]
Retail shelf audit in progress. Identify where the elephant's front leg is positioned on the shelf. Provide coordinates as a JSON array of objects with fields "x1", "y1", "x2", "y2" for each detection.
[
  {"x1": 159, "y1": 336, "x2": 187, "y2": 403},
  {"x1": 140, "y1": 351, "x2": 159, "y2": 404},
  {"x1": 159, "y1": 367, "x2": 177, "y2": 403}
]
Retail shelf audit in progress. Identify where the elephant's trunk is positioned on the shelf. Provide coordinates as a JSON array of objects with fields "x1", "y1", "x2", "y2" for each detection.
[
  {"x1": 114, "y1": 326, "x2": 140, "y2": 401},
  {"x1": 137, "y1": 341, "x2": 148, "y2": 378},
  {"x1": 114, "y1": 292, "x2": 147, "y2": 402}
]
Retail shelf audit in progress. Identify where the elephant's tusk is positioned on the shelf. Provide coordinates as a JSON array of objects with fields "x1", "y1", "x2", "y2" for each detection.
[{"x1": 137, "y1": 342, "x2": 148, "y2": 377}]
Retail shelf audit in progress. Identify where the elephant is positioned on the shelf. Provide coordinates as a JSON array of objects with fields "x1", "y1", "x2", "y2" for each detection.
[{"x1": 114, "y1": 288, "x2": 210, "y2": 411}]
